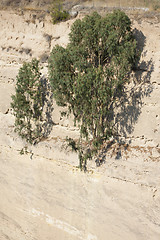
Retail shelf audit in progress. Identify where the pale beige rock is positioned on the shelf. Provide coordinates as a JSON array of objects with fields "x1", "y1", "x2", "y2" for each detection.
[{"x1": 0, "y1": 8, "x2": 160, "y2": 240}]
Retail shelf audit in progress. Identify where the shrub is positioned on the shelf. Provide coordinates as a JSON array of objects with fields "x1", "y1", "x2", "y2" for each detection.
[{"x1": 50, "y1": 0, "x2": 70, "y2": 24}]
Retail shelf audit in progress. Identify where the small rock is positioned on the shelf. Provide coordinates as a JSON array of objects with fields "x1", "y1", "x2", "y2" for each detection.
[
  {"x1": 72, "y1": 5, "x2": 84, "y2": 11},
  {"x1": 69, "y1": 10, "x2": 78, "y2": 18},
  {"x1": 152, "y1": 148, "x2": 160, "y2": 158}
]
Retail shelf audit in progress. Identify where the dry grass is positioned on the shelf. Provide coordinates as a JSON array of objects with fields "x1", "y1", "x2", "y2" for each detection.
[
  {"x1": 87, "y1": 0, "x2": 160, "y2": 10},
  {"x1": 0, "y1": 0, "x2": 160, "y2": 12}
]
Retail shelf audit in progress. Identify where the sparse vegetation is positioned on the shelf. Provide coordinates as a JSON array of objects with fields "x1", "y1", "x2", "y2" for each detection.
[
  {"x1": 0, "y1": 0, "x2": 160, "y2": 13},
  {"x1": 49, "y1": 0, "x2": 70, "y2": 24},
  {"x1": 153, "y1": 2, "x2": 160, "y2": 11}
]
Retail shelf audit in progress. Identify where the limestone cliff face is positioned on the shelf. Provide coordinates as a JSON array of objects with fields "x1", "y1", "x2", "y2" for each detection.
[
  {"x1": 0, "y1": 7, "x2": 160, "y2": 240},
  {"x1": 114, "y1": 18, "x2": 160, "y2": 147},
  {"x1": 0, "y1": 8, "x2": 159, "y2": 146}
]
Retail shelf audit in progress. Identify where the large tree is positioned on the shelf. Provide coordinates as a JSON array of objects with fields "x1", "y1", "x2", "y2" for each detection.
[{"x1": 48, "y1": 10, "x2": 140, "y2": 170}]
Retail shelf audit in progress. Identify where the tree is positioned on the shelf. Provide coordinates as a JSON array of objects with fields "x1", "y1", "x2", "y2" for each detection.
[
  {"x1": 48, "y1": 10, "x2": 140, "y2": 170},
  {"x1": 11, "y1": 59, "x2": 44, "y2": 144}
]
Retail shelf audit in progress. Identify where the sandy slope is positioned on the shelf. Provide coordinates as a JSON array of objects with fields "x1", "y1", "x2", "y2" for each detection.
[
  {"x1": 0, "y1": 117, "x2": 160, "y2": 240},
  {"x1": 0, "y1": 6, "x2": 160, "y2": 240}
]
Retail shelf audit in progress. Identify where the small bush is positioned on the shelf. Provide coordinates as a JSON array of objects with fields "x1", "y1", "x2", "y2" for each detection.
[
  {"x1": 50, "y1": 0, "x2": 70, "y2": 24},
  {"x1": 153, "y1": 3, "x2": 160, "y2": 11}
]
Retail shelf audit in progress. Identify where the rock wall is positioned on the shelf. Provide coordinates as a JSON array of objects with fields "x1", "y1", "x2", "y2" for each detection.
[
  {"x1": 0, "y1": 8, "x2": 159, "y2": 144},
  {"x1": 0, "y1": 7, "x2": 160, "y2": 240},
  {"x1": 114, "y1": 18, "x2": 160, "y2": 148}
]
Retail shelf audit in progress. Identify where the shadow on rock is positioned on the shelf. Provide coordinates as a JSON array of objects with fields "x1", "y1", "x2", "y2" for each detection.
[
  {"x1": 114, "y1": 29, "x2": 154, "y2": 139},
  {"x1": 95, "y1": 29, "x2": 154, "y2": 165},
  {"x1": 40, "y1": 76, "x2": 54, "y2": 139}
]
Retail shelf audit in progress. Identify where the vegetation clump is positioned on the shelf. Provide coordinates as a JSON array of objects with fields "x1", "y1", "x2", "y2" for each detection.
[
  {"x1": 11, "y1": 10, "x2": 140, "y2": 170},
  {"x1": 50, "y1": 0, "x2": 70, "y2": 24},
  {"x1": 11, "y1": 59, "x2": 44, "y2": 144},
  {"x1": 48, "y1": 10, "x2": 140, "y2": 170}
]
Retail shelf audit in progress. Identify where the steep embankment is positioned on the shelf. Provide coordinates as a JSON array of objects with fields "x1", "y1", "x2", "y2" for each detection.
[{"x1": 0, "y1": 5, "x2": 160, "y2": 240}]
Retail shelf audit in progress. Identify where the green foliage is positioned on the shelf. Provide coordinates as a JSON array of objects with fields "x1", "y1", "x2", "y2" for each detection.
[
  {"x1": 153, "y1": 3, "x2": 160, "y2": 10},
  {"x1": 50, "y1": 0, "x2": 70, "y2": 24},
  {"x1": 48, "y1": 10, "x2": 140, "y2": 170},
  {"x1": 66, "y1": 137, "x2": 78, "y2": 152},
  {"x1": 19, "y1": 146, "x2": 28, "y2": 155},
  {"x1": 11, "y1": 59, "x2": 44, "y2": 144}
]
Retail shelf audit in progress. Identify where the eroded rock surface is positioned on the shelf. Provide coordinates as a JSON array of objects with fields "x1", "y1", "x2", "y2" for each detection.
[{"x1": 0, "y1": 7, "x2": 160, "y2": 240}]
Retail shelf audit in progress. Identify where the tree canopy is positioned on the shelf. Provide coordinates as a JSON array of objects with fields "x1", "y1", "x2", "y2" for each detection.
[
  {"x1": 11, "y1": 59, "x2": 44, "y2": 144},
  {"x1": 48, "y1": 10, "x2": 140, "y2": 170}
]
